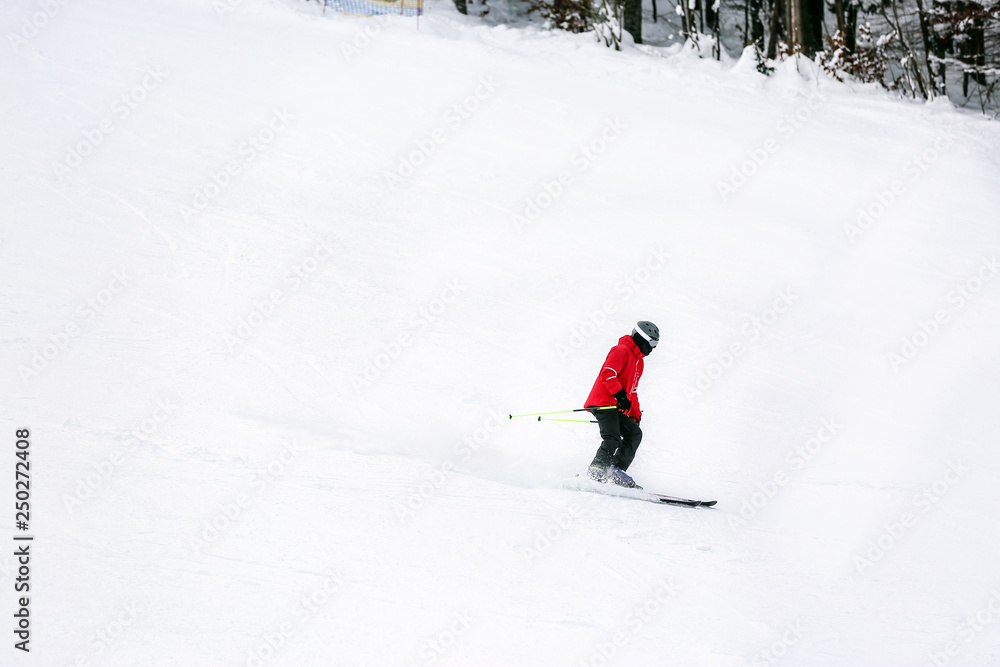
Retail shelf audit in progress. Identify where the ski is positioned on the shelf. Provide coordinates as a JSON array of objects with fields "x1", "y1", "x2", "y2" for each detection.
[
  {"x1": 566, "y1": 476, "x2": 716, "y2": 508},
  {"x1": 648, "y1": 493, "x2": 717, "y2": 508}
]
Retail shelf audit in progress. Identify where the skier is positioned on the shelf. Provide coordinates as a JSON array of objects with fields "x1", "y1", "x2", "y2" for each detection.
[{"x1": 585, "y1": 321, "x2": 659, "y2": 488}]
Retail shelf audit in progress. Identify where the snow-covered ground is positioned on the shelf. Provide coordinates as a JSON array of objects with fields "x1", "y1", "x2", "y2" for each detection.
[{"x1": 3, "y1": 0, "x2": 1000, "y2": 664}]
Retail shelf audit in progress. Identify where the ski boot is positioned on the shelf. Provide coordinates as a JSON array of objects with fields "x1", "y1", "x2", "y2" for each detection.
[
  {"x1": 607, "y1": 465, "x2": 642, "y2": 489},
  {"x1": 587, "y1": 463, "x2": 609, "y2": 483}
]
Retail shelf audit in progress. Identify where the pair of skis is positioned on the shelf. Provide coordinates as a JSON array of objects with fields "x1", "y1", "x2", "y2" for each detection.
[
  {"x1": 569, "y1": 476, "x2": 716, "y2": 508},
  {"x1": 513, "y1": 410, "x2": 716, "y2": 507}
]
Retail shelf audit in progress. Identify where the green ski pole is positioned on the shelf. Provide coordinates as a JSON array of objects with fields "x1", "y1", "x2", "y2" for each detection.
[{"x1": 508, "y1": 406, "x2": 615, "y2": 419}]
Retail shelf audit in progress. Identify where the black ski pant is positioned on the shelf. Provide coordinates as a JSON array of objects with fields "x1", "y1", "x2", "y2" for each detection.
[{"x1": 589, "y1": 408, "x2": 642, "y2": 472}]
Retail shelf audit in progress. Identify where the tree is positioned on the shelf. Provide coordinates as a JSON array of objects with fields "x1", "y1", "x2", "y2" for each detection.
[
  {"x1": 786, "y1": 0, "x2": 825, "y2": 55},
  {"x1": 624, "y1": 0, "x2": 643, "y2": 42}
]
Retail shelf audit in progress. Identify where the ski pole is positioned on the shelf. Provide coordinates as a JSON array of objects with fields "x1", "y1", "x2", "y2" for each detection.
[
  {"x1": 508, "y1": 406, "x2": 616, "y2": 419},
  {"x1": 537, "y1": 417, "x2": 598, "y2": 423}
]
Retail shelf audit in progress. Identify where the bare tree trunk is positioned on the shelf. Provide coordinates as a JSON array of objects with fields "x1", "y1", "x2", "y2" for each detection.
[
  {"x1": 834, "y1": 0, "x2": 845, "y2": 33},
  {"x1": 681, "y1": 0, "x2": 698, "y2": 42},
  {"x1": 844, "y1": 1, "x2": 858, "y2": 51},
  {"x1": 749, "y1": 0, "x2": 766, "y2": 48},
  {"x1": 913, "y1": 0, "x2": 943, "y2": 93},
  {"x1": 707, "y1": 0, "x2": 720, "y2": 58},
  {"x1": 624, "y1": 0, "x2": 642, "y2": 42},
  {"x1": 784, "y1": 0, "x2": 824, "y2": 55},
  {"x1": 745, "y1": 0, "x2": 750, "y2": 45},
  {"x1": 787, "y1": 0, "x2": 798, "y2": 50},
  {"x1": 801, "y1": 0, "x2": 824, "y2": 55},
  {"x1": 767, "y1": 0, "x2": 784, "y2": 58}
]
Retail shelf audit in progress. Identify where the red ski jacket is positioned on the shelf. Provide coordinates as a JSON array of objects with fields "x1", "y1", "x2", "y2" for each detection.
[{"x1": 585, "y1": 335, "x2": 644, "y2": 419}]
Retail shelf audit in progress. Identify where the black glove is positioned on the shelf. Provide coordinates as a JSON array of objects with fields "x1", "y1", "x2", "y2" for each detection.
[{"x1": 613, "y1": 390, "x2": 631, "y2": 413}]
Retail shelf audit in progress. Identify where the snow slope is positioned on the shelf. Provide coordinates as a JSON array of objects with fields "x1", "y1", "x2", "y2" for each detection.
[{"x1": 3, "y1": 0, "x2": 1000, "y2": 664}]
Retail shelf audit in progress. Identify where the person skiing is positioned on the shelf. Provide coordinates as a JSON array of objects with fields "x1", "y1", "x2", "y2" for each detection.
[{"x1": 585, "y1": 321, "x2": 659, "y2": 488}]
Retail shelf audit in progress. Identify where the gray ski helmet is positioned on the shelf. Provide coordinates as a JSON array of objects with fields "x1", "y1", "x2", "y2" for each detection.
[{"x1": 632, "y1": 321, "x2": 659, "y2": 348}]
